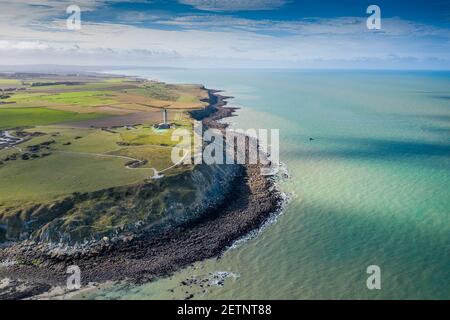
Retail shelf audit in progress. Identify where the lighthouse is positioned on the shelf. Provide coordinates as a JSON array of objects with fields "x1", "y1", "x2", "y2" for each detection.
[
  {"x1": 163, "y1": 109, "x2": 168, "y2": 125},
  {"x1": 155, "y1": 108, "x2": 170, "y2": 129}
]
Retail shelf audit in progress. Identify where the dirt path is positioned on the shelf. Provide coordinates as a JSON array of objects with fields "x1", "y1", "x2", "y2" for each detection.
[
  {"x1": 0, "y1": 91, "x2": 284, "y2": 300},
  {"x1": 53, "y1": 148, "x2": 189, "y2": 179}
]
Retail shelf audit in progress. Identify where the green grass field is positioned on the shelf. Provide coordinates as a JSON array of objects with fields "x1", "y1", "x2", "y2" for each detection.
[
  {"x1": 0, "y1": 74, "x2": 204, "y2": 241},
  {"x1": 110, "y1": 145, "x2": 175, "y2": 171},
  {"x1": 26, "y1": 82, "x2": 125, "y2": 92},
  {"x1": 0, "y1": 107, "x2": 104, "y2": 129},
  {"x1": 0, "y1": 152, "x2": 149, "y2": 204},
  {"x1": 0, "y1": 122, "x2": 192, "y2": 205},
  {"x1": 128, "y1": 83, "x2": 179, "y2": 101},
  {"x1": 4, "y1": 90, "x2": 117, "y2": 107},
  {"x1": 0, "y1": 79, "x2": 22, "y2": 85},
  {"x1": 119, "y1": 121, "x2": 191, "y2": 147}
]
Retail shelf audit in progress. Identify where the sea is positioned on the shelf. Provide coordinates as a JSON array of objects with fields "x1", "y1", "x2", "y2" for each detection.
[{"x1": 85, "y1": 69, "x2": 450, "y2": 299}]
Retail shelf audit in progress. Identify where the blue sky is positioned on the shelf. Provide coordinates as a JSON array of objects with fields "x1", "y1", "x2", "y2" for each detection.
[
  {"x1": 91, "y1": 0, "x2": 450, "y2": 27},
  {"x1": 0, "y1": 0, "x2": 449, "y2": 69}
]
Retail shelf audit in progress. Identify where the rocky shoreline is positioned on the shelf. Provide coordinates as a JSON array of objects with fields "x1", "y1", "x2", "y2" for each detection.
[{"x1": 0, "y1": 90, "x2": 284, "y2": 299}]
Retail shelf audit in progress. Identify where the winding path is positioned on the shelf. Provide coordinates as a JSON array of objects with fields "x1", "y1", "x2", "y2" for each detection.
[
  {"x1": 2, "y1": 130, "x2": 190, "y2": 179},
  {"x1": 54, "y1": 148, "x2": 189, "y2": 179}
]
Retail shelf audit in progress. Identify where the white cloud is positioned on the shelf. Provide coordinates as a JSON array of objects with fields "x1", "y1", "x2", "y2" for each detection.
[
  {"x1": 178, "y1": 0, "x2": 287, "y2": 11},
  {"x1": 0, "y1": 0, "x2": 448, "y2": 69},
  {"x1": 158, "y1": 14, "x2": 450, "y2": 38},
  {"x1": 0, "y1": 40, "x2": 50, "y2": 51}
]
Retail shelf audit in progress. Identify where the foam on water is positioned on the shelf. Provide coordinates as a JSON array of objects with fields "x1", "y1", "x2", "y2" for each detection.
[{"x1": 92, "y1": 69, "x2": 450, "y2": 300}]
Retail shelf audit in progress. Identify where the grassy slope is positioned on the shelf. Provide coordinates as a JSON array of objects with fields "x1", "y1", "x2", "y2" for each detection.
[
  {"x1": 0, "y1": 74, "x2": 207, "y2": 240},
  {"x1": 0, "y1": 79, "x2": 21, "y2": 86},
  {"x1": 4, "y1": 91, "x2": 117, "y2": 107},
  {"x1": 0, "y1": 127, "x2": 137, "y2": 203},
  {"x1": 119, "y1": 122, "x2": 190, "y2": 147},
  {"x1": 0, "y1": 108, "x2": 104, "y2": 130},
  {"x1": 0, "y1": 153, "x2": 149, "y2": 204}
]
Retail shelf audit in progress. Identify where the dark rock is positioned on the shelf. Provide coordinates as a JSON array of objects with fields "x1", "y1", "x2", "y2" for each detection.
[{"x1": 0, "y1": 91, "x2": 284, "y2": 297}]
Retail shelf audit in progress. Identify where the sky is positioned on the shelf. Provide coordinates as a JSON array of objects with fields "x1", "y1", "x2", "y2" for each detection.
[{"x1": 0, "y1": 0, "x2": 449, "y2": 69}]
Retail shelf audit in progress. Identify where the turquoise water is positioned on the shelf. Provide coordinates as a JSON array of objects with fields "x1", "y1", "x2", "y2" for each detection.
[{"x1": 88, "y1": 70, "x2": 450, "y2": 299}]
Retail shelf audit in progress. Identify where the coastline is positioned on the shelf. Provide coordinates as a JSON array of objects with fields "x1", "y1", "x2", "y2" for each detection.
[{"x1": 0, "y1": 89, "x2": 285, "y2": 300}]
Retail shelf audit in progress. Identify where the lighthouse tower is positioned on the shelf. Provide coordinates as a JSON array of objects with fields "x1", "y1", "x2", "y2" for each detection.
[
  {"x1": 155, "y1": 108, "x2": 170, "y2": 129},
  {"x1": 163, "y1": 109, "x2": 168, "y2": 125}
]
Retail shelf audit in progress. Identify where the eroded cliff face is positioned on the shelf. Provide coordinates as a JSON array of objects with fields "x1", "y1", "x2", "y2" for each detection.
[{"x1": 0, "y1": 163, "x2": 242, "y2": 244}]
